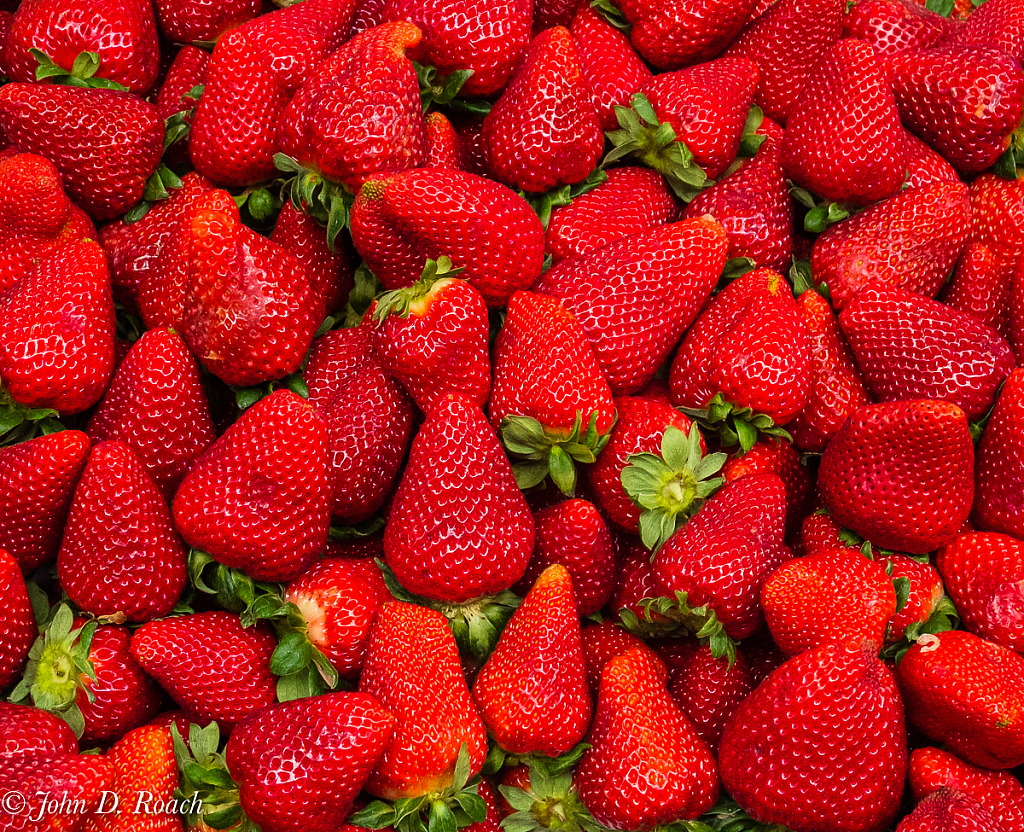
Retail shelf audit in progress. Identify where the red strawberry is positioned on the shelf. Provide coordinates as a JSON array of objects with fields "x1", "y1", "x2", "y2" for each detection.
[
  {"x1": 173, "y1": 390, "x2": 330, "y2": 583},
  {"x1": 381, "y1": 0, "x2": 532, "y2": 96},
  {"x1": 0, "y1": 430, "x2": 89, "y2": 573},
  {"x1": 0, "y1": 549, "x2": 34, "y2": 693},
  {"x1": 843, "y1": 0, "x2": 953, "y2": 55},
  {"x1": 667, "y1": 643, "x2": 753, "y2": 752},
  {"x1": 839, "y1": 284, "x2": 1015, "y2": 421},
  {"x1": 883, "y1": 553, "x2": 946, "y2": 645},
  {"x1": 0, "y1": 240, "x2": 115, "y2": 415},
  {"x1": 1013, "y1": 261, "x2": 1024, "y2": 365},
  {"x1": 969, "y1": 173, "x2": 1024, "y2": 279},
  {"x1": 904, "y1": 130, "x2": 961, "y2": 188},
  {"x1": 941, "y1": 243, "x2": 1012, "y2": 338},
  {"x1": 896, "y1": 630, "x2": 1024, "y2": 769},
  {"x1": 87, "y1": 328, "x2": 214, "y2": 501},
  {"x1": 781, "y1": 39, "x2": 907, "y2": 206},
  {"x1": 350, "y1": 168, "x2": 545, "y2": 307},
  {"x1": 130, "y1": 611, "x2": 277, "y2": 730},
  {"x1": 579, "y1": 620, "x2": 652, "y2": 693},
  {"x1": 0, "y1": 83, "x2": 163, "y2": 220},
  {"x1": 482, "y1": 26, "x2": 603, "y2": 193},
  {"x1": 576, "y1": 647, "x2": 719, "y2": 829},
  {"x1": 59, "y1": 441, "x2": 186, "y2": 623},
  {"x1": 0, "y1": 751, "x2": 114, "y2": 832},
  {"x1": 423, "y1": 111, "x2": 462, "y2": 169},
  {"x1": 896, "y1": 788, "x2": 1002, "y2": 832},
  {"x1": 385, "y1": 394, "x2": 534, "y2": 603},
  {"x1": 719, "y1": 639, "x2": 906, "y2": 832},
  {"x1": 818, "y1": 401, "x2": 975, "y2": 553},
  {"x1": 304, "y1": 326, "x2": 414, "y2": 525},
  {"x1": 721, "y1": 436, "x2": 812, "y2": 534},
  {"x1": 155, "y1": 0, "x2": 262, "y2": 44},
  {"x1": 4, "y1": 0, "x2": 160, "y2": 93},
  {"x1": 947, "y1": 0, "x2": 1024, "y2": 64},
  {"x1": 0, "y1": 702, "x2": 77, "y2": 757},
  {"x1": 890, "y1": 45, "x2": 1024, "y2": 175},
  {"x1": 358, "y1": 601, "x2": 487, "y2": 800},
  {"x1": 811, "y1": 181, "x2": 972, "y2": 309},
  {"x1": 226, "y1": 693, "x2": 395, "y2": 832},
  {"x1": 974, "y1": 368, "x2": 1024, "y2": 538},
  {"x1": 669, "y1": 268, "x2": 812, "y2": 426},
  {"x1": 473, "y1": 564, "x2": 592, "y2": 756},
  {"x1": 534, "y1": 217, "x2": 728, "y2": 395},
  {"x1": 154, "y1": 45, "x2": 208, "y2": 167}
]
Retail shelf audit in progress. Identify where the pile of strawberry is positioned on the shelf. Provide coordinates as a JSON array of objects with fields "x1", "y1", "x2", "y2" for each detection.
[{"x1": 1, "y1": 0, "x2": 1024, "y2": 829}]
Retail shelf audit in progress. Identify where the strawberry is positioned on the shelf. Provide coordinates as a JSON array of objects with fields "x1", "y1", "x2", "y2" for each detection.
[
  {"x1": 721, "y1": 435, "x2": 812, "y2": 535},
  {"x1": 839, "y1": 284, "x2": 1015, "y2": 421},
  {"x1": 4, "y1": 0, "x2": 160, "y2": 93},
  {"x1": 896, "y1": 630, "x2": 1024, "y2": 769},
  {"x1": 155, "y1": 0, "x2": 262, "y2": 44},
  {"x1": 720, "y1": 639, "x2": 906, "y2": 832},
  {"x1": 0, "y1": 239, "x2": 115, "y2": 415},
  {"x1": 536, "y1": 0, "x2": 585, "y2": 27},
  {"x1": 304, "y1": 327, "x2": 414, "y2": 525},
  {"x1": 358, "y1": 601, "x2": 488, "y2": 800},
  {"x1": 180, "y1": 190, "x2": 319, "y2": 388},
  {"x1": 781, "y1": 39, "x2": 907, "y2": 206},
  {"x1": 724, "y1": 0, "x2": 845, "y2": 123},
  {"x1": 910, "y1": 746, "x2": 1024, "y2": 831},
  {"x1": 896, "y1": 789, "x2": 1002, "y2": 832},
  {"x1": 482, "y1": 26, "x2": 603, "y2": 193},
  {"x1": 579, "y1": 620, "x2": 652, "y2": 693},
  {"x1": 818, "y1": 401, "x2": 975, "y2": 554},
  {"x1": 154, "y1": 45, "x2": 208, "y2": 167},
  {"x1": 904, "y1": 130, "x2": 961, "y2": 188},
  {"x1": 811, "y1": 181, "x2": 972, "y2": 309},
  {"x1": 424, "y1": 111, "x2": 462, "y2": 169},
  {"x1": 173, "y1": 390, "x2": 330, "y2": 583},
  {"x1": 226, "y1": 694, "x2": 395, "y2": 832},
  {"x1": 1012, "y1": 262, "x2": 1024, "y2": 364},
  {"x1": 617, "y1": 0, "x2": 761, "y2": 70},
  {"x1": 974, "y1": 368, "x2": 1024, "y2": 538},
  {"x1": 946, "y1": 0, "x2": 1024, "y2": 64},
  {"x1": 0, "y1": 430, "x2": 89, "y2": 574},
  {"x1": 59, "y1": 441, "x2": 186, "y2": 623},
  {"x1": 667, "y1": 643, "x2": 753, "y2": 752},
  {"x1": 130, "y1": 611, "x2": 277, "y2": 730},
  {"x1": 0, "y1": 549, "x2": 34, "y2": 693},
  {"x1": 843, "y1": 0, "x2": 953, "y2": 55},
  {"x1": 0, "y1": 750, "x2": 114, "y2": 832},
  {"x1": 350, "y1": 168, "x2": 545, "y2": 307},
  {"x1": 87, "y1": 328, "x2": 214, "y2": 501},
  {"x1": 381, "y1": 0, "x2": 532, "y2": 97},
  {"x1": 890, "y1": 45, "x2": 1024, "y2": 175},
  {"x1": 473, "y1": 564, "x2": 591, "y2": 756},
  {"x1": 544, "y1": 167, "x2": 676, "y2": 265},
  {"x1": 490, "y1": 291, "x2": 616, "y2": 495},
  {"x1": 883, "y1": 553, "x2": 946, "y2": 645},
  {"x1": 969, "y1": 173, "x2": 1024, "y2": 279},
  {"x1": 941, "y1": 243, "x2": 1012, "y2": 338},
  {"x1": 614, "y1": 540, "x2": 667, "y2": 627},
  {"x1": 284, "y1": 556, "x2": 388, "y2": 681},
  {"x1": 669, "y1": 268, "x2": 812, "y2": 427},
  {"x1": 576, "y1": 647, "x2": 719, "y2": 829},
  {"x1": 787, "y1": 289, "x2": 871, "y2": 452},
  {"x1": 0, "y1": 83, "x2": 163, "y2": 220},
  {"x1": 761, "y1": 546, "x2": 896, "y2": 656},
  {"x1": 0, "y1": 702, "x2": 77, "y2": 756},
  {"x1": 534, "y1": 217, "x2": 728, "y2": 395},
  {"x1": 385, "y1": 394, "x2": 534, "y2": 603}
]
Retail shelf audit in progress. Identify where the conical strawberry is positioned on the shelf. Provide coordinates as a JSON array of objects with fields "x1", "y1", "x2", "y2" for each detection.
[
  {"x1": 0, "y1": 549, "x2": 34, "y2": 693},
  {"x1": 896, "y1": 789, "x2": 1002, "y2": 832},
  {"x1": 973, "y1": 368, "x2": 1024, "y2": 538}
]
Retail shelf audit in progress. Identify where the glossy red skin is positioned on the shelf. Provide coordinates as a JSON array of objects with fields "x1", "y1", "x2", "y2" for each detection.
[
  {"x1": 897, "y1": 630, "x2": 1024, "y2": 770},
  {"x1": 720, "y1": 639, "x2": 906, "y2": 832},
  {"x1": 947, "y1": 0, "x2": 1024, "y2": 70},
  {"x1": 358, "y1": 602, "x2": 488, "y2": 801},
  {"x1": 909, "y1": 746, "x2": 1024, "y2": 832},
  {"x1": 350, "y1": 168, "x2": 544, "y2": 308},
  {"x1": 0, "y1": 83, "x2": 163, "y2": 220},
  {"x1": 0, "y1": 752, "x2": 114, "y2": 831},
  {"x1": 1011, "y1": 264, "x2": 1024, "y2": 365},
  {"x1": 970, "y1": 174, "x2": 1024, "y2": 279},
  {"x1": 423, "y1": 111, "x2": 462, "y2": 169},
  {"x1": 130, "y1": 611, "x2": 277, "y2": 730},
  {"x1": 974, "y1": 369, "x2": 1024, "y2": 538},
  {"x1": 896, "y1": 788, "x2": 1002, "y2": 832},
  {"x1": 474, "y1": 565, "x2": 592, "y2": 757},
  {"x1": 227, "y1": 693, "x2": 395, "y2": 832},
  {"x1": 87, "y1": 328, "x2": 215, "y2": 501},
  {"x1": 174, "y1": 390, "x2": 331, "y2": 583},
  {"x1": 843, "y1": 0, "x2": 952, "y2": 55},
  {"x1": 579, "y1": 621, "x2": 652, "y2": 694},
  {"x1": 0, "y1": 240, "x2": 115, "y2": 415},
  {"x1": 95, "y1": 724, "x2": 182, "y2": 832},
  {"x1": 4, "y1": 0, "x2": 160, "y2": 93},
  {"x1": 483, "y1": 26, "x2": 603, "y2": 194},
  {"x1": 156, "y1": 45, "x2": 209, "y2": 120},
  {"x1": 619, "y1": 0, "x2": 759, "y2": 69},
  {"x1": 305, "y1": 327, "x2": 414, "y2": 525},
  {"x1": 840, "y1": 284, "x2": 1015, "y2": 421},
  {"x1": 668, "y1": 644, "x2": 753, "y2": 752},
  {"x1": 941, "y1": 243, "x2": 1012, "y2": 338},
  {"x1": 883, "y1": 554, "x2": 944, "y2": 644},
  {"x1": 577, "y1": 648, "x2": 719, "y2": 829},
  {"x1": 59, "y1": 441, "x2": 187, "y2": 623},
  {"x1": 0, "y1": 549, "x2": 34, "y2": 692},
  {"x1": 818, "y1": 400, "x2": 975, "y2": 554},
  {"x1": 722, "y1": 437, "x2": 812, "y2": 536},
  {"x1": 812, "y1": 181, "x2": 972, "y2": 309},
  {"x1": 385, "y1": 395, "x2": 534, "y2": 603},
  {"x1": 535, "y1": 218, "x2": 728, "y2": 395},
  {"x1": 0, "y1": 702, "x2": 78, "y2": 757},
  {"x1": 382, "y1": 0, "x2": 531, "y2": 97},
  {"x1": 0, "y1": 431, "x2": 90, "y2": 574},
  {"x1": 613, "y1": 540, "x2": 664, "y2": 626},
  {"x1": 155, "y1": 0, "x2": 262, "y2": 43},
  {"x1": 670, "y1": 268, "x2": 812, "y2": 425},
  {"x1": 904, "y1": 130, "x2": 961, "y2": 188},
  {"x1": 653, "y1": 474, "x2": 793, "y2": 640}
]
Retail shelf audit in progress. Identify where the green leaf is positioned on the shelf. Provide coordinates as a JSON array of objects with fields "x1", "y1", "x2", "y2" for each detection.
[
  {"x1": 548, "y1": 445, "x2": 577, "y2": 497},
  {"x1": 428, "y1": 800, "x2": 458, "y2": 832},
  {"x1": 925, "y1": 0, "x2": 955, "y2": 14},
  {"x1": 892, "y1": 576, "x2": 911, "y2": 615},
  {"x1": 276, "y1": 670, "x2": 313, "y2": 702},
  {"x1": 349, "y1": 802, "x2": 398, "y2": 830},
  {"x1": 270, "y1": 631, "x2": 312, "y2": 676}
]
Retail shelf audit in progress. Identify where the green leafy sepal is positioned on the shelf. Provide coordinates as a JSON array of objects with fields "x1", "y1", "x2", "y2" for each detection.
[
  {"x1": 678, "y1": 393, "x2": 792, "y2": 456},
  {"x1": 618, "y1": 591, "x2": 738, "y2": 666}
]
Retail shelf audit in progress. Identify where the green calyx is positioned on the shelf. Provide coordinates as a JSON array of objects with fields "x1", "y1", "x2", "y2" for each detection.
[
  {"x1": 413, "y1": 63, "x2": 490, "y2": 116},
  {"x1": 520, "y1": 169, "x2": 608, "y2": 229},
  {"x1": 31, "y1": 49, "x2": 128, "y2": 91},
  {"x1": 8, "y1": 604, "x2": 96, "y2": 738},
  {"x1": 789, "y1": 185, "x2": 852, "y2": 234},
  {"x1": 163, "y1": 83, "x2": 205, "y2": 152},
  {"x1": 498, "y1": 753, "x2": 601, "y2": 832},
  {"x1": 683, "y1": 795, "x2": 792, "y2": 832},
  {"x1": 589, "y1": 0, "x2": 631, "y2": 32},
  {"x1": 678, "y1": 393, "x2": 792, "y2": 456},
  {"x1": 604, "y1": 93, "x2": 709, "y2": 202},
  {"x1": 0, "y1": 387, "x2": 64, "y2": 447},
  {"x1": 350, "y1": 745, "x2": 489, "y2": 832},
  {"x1": 736, "y1": 106, "x2": 766, "y2": 159},
  {"x1": 173, "y1": 722, "x2": 258, "y2": 832},
  {"x1": 275, "y1": 153, "x2": 353, "y2": 251},
  {"x1": 123, "y1": 164, "x2": 186, "y2": 225},
  {"x1": 372, "y1": 256, "x2": 466, "y2": 324},
  {"x1": 619, "y1": 591, "x2": 738, "y2": 666},
  {"x1": 621, "y1": 424, "x2": 727, "y2": 554},
  {"x1": 502, "y1": 410, "x2": 615, "y2": 498},
  {"x1": 882, "y1": 595, "x2": 960, "y2": 665}
]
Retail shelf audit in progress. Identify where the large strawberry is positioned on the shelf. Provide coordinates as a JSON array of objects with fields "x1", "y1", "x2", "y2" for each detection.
[
  {"x1": 973, "y1": 368, "x2": 1024, "y2": 538},
  {"x1": 719, "y1": 639, "x2": 906, "y2": 832},
  {"x1": 0, "y1": 549, "x2": 34, "y2": 693},
  {"x1": 946, "y1": 0, "x2": 1024, "y2": 65},
  {"x1": 0, "y1": 749, "x2": 114, "y2": 832}
]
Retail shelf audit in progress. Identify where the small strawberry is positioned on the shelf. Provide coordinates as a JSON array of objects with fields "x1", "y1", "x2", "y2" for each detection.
[
  {"x1": 941, "y1": 243, "x2": 1012, "y2": 338},
  {"x1": 883, "y1": 553, "x2": 946, "y2": 645},
  {"x1": 973, "y1": 368, "x2": 1024, "y2": 539},
  {"x1": 0, "y1": 701, "x2": 77, "y2": 757},
  {"x1": 579, "y1": 620, "x2": 652, "y2": 693},
  {"x1": 155, "y1": 0, "x2": 262, "y2": 44},
  {"x1": 843, "y1": 0, "x2": 953, "y2": 55},
  {"x1": 896, "y1": 788, "x2": 1002, "y2": 832},
  {"x1": 0, "y1": 549, "x2": 34, "y2": 693},
  {"x1": 904, "y1": 130, "x2": 962, "y2": 188},
  {"x1": 667, "y1": 643, "x2": 753, "y2": 752},
  {"x1": 423, "y1": 111, "x2": 462, "y2": 169}
]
